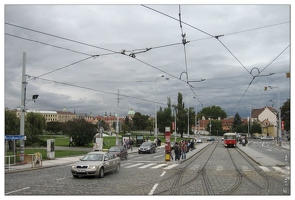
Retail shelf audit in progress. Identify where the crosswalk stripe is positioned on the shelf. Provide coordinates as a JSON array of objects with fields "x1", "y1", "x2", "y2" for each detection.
[
  {"x1": 163, "y1": 163, "x2": 179, "y2": 169},
  {"x1": 139, "y1": 163, "x2": 157, "y2": 168},
  {"x1": 151, "y1": 164, "x2": 168, "y2": 169},
  {"x1": 259, "y1": 166, "x2": 270, "y2": 172},
  {"x1": 273, "y1": 166, "x2": 287, "y2": 174},
  {"x1": 124, "y1": 163, "x2": 144, "y2": 168},
  {"x1": 120, "y1": 163, "x2": 132, "y2": 167}
]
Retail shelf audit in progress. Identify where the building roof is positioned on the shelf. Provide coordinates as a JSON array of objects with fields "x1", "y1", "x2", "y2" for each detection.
[
  {"x1": 251, "y1": 106, "x2": 276, "y2": 118},
  {"x1": 127, "y1": 108, "x2": 135, "y2": 115},
  {"x1": 26, "y1": 110, "x2": 57, "y2": 114}
]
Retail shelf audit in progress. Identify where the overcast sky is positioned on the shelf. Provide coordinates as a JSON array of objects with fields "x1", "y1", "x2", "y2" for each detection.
[{"x1": 3, "y1": 2, "x2": 292, "y2": 119}]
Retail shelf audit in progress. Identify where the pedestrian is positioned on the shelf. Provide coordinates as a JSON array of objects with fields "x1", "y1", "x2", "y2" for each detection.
[
  {"x1": 189, "y1": 139, "x2": 194, "y2": 151},
  {"x1": 158, "y1": 138, "x2": 161, "y2": 147},
  {"x1": 242, "y1": 138, "x2": 246, "y2": 146},
  {"x1": 173, "y1": 142, "x2": 180, "y2": 161},
  {"x1": 181, "y1": 140, "x2": 187, "y2": 159},
  {"x1": 154, "y1": 138, "x2": 158, "y2": 147},
  {"x1": 169, "y1": 149, "x2": 174, "y2": 160},
  {"x1": 69, "y1": 137, "x2": 74, "y2": 147},
  {"x1": 129, "y1": 139, "x2": 133, "y2": 151}
]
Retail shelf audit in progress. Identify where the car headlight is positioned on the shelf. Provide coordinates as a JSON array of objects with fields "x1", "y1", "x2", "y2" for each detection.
[
  {"x1": 71, "y1": 165, "x2": 76, "y2": 169},
  {"x1": 88, "y1": 165, "x2": 97, "y2": 170}
]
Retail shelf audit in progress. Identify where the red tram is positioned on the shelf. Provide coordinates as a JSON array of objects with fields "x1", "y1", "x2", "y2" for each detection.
[{"x1": 223, "y1": 132, "x2": 237, "y2": 147}]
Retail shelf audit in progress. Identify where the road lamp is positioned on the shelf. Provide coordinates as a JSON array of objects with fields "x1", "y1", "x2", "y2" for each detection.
[
  {"x1": 154, "y1": 75, "x2": 169, "y2": 138},
  {"x1": 195, "y1": 103, "x2": 202, "y2": 138},
  {"x1": 172, "y1": 106, "x2": 177, "y2": 142},
  {"x1": 20, "y1": 52, "x2": 39, "y2": 162},
  {"x1": 268, "y1": 86, "x2": 281, "y2": 146},
  {"x1": 244, "y1": 107, "x2": 252, "y2": 137},
  {"x1": 209, "y1": 118, "x2": 212, "y2": 135}
]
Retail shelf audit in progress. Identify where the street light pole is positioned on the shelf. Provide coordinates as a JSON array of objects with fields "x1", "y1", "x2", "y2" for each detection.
[
  {"x1": 154, "y1": 75, "x2": 168, "y2": 138},
  {"x1": 209, "y1": 118, "x2": 212, "y2": 135},
  {"x1": 116, "y1": 90, "x2": 120, "y2": 145},
  {"x1": 20, "y1": 52, "x2": 27, "y2": 163},
  {"x1": 173, "y1": 106, "x2": 177, "y2": 142},
  {"x1": 268, "y1": 86, "x2": 281, "y2": 146},
  {"x1": 187, "y1": 100, "x2": 189, "y2": 139}
]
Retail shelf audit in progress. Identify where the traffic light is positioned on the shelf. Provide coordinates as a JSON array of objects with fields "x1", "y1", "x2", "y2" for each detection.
[{"x1": 286, "y1": 72, "x2": 290, "y2": 78}]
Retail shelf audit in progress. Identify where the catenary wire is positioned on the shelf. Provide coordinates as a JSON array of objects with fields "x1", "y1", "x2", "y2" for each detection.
[
  {"x1": 28, "y1": 75, "x2": 167, "y2": 106},
  {"x1": 6, "y1": 33, "x2": 93, "y2": 57},
  {"x1": 5, "y1": 22, "x2": 118, "y2": 54},
  {"x1": 27, "y1": 56, "x2": 94, "y2": 81}
]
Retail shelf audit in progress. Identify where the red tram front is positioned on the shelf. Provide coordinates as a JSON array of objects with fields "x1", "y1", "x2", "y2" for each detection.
[{"x1": 223, "y1": 132, "x2": 237, "y2": 147}]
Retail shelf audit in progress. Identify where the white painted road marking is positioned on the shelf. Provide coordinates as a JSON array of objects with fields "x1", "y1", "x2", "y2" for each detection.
[
  {"x1": 163, "y1": 163, "x2": 179, "y2": 169},
  {"x1": 139, "y1": 163, "x2": 157, "y2": 168},
  {"x1": 148, "y1": 183, "x2": 159, "y2": 195},
  {"x1": 5, "y1": 187, "x2": 30, "y2": 195}
]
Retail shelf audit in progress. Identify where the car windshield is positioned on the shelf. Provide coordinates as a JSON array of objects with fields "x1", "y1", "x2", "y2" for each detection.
[
  {"x1": 81, "y1": 154, "x2": 103, "y2": 161},
  {"x1": 141, "y1": 142, "x2": 151, "y2": 147},
  {"x1": 109, "y1": 146, "x2": 120, "y2": 152}
]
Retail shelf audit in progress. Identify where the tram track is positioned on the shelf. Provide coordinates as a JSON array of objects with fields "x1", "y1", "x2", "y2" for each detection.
[
  {"x1": 223, "y1": 147, "x2": 273, "y2": 195},
  {"x1": 153, "y1": 141, "x2": 219, "y2": 195},
  {"x1": 114, "y1": 140, "x2": 279, "y2": 195}
]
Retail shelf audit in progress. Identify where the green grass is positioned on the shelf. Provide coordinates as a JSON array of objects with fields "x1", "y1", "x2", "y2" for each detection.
[{"x1": 5, "y1": 133, "x2": 187, "y2": 164}]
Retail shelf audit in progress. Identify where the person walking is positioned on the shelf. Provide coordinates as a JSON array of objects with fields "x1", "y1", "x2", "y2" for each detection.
[
  {"x1": 173, "y1": 142, "x2": 180, "y2": 161},
  {"x1": 69, "y1": 137, "x2": 74, "y2": 147},
  {"x1": 181, "y1": 140, "x2": 187, "y2": 159},
  {"x1": 129, "y1": 139, "x2": 133, "y2": 151}
]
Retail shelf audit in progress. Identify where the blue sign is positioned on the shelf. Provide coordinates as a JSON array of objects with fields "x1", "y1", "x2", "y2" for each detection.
[{"x1": 5, "y1": 135, "x2": 25, "y2": 140}]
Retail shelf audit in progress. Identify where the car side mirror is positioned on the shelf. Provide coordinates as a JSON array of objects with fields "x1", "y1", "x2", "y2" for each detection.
[{"x1": 104, "y1": 158, "x2": 109, "y2": 161}]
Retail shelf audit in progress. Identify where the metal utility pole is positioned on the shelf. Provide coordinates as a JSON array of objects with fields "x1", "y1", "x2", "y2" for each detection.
[
  {"x1": 20, "y1": 52, "x2": 27, "y2": 162},
  {"x1": 116, "y1": 90, "x2": 120, "y2": 145}
]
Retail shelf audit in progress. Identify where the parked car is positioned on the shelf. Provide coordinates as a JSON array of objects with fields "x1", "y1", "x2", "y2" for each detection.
[
  {"x1": 261, "y1": 136, "x2": 274, "y2": 140},
  {"x1": 108, "y1": 145, "x2": 128, "y2": 160},
  {"x1": 138, "y1": 142, "x2": 156, "y2": 154},
  {"x1": 71, "y1": 151, "x2": 120, "y2": 178},
  {"x1": 207, "y1": 137, "x2": 215, "y2": 141},
  {"x1": 253, "y1": 134, "x2": 262, "y2": 139}
]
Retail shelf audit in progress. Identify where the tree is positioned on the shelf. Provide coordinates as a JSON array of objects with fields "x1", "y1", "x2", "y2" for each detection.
[
  {"x1": 97, "y1": 119, "x2": 109, "y2": 132},
  {"x1": 132, "y1": 112, "x2": 149, "y2": 131},
  {"x1": 5, "y1": 110, "x2": 19, "y2": 135},
  {"x1": 251, "y1": 123, "x2": 262, "y2": 134},
  {"x1": 63, "y1": 118, "x2": 96, "y2": 146},
  {"x1": 46, "y1": 121, "x2": 64, "y2": 133},
  {"x1": 207, "y1": 119, "x2": 223, "y2": 135},
  {"x1": 199, "y1": 105, "x2": 227, "y2": 119},
  {"x1": 157, "y1": 97, "x2": 173, "y2": 133},
  {"x1": 232, "y1": 112, "x2": 242, "y2": 132},
  {"x1": 25, "y1": 112, "x2": 46, "y2": 146},
  {"x1": 280, "y1": 99, "x2": 290, "y2": 132},
  {"x1": 175, "y1": 92, "x2": 187, "y2": 138}
]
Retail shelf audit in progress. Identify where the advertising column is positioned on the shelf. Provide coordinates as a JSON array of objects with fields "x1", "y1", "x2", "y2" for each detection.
[
  {"x1": 165, "y1": 127, "x2": 171, "y2": 161},
  {"x1": 47, "y1": 139, "x2": 55, "y2": 159}
]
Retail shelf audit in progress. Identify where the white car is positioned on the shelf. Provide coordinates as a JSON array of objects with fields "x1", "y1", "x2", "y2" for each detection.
[
  {"x1": 71, "y1": 151, "x2": 120, "y2": 178},
  {"x1": 261, "y1": 136, "x2": 274, "y2": 140},
  {"x1": 196, "y1": 138, "x2": 202, "y2": 143}
]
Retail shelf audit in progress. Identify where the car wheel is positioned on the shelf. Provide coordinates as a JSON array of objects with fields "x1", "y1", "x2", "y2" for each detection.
[
  {"x1": 98, "y1": 167, "x2": 104, "y2": 178},
  {"x1": 115, "y1": 164, "x2": 120, "y2": 173}
]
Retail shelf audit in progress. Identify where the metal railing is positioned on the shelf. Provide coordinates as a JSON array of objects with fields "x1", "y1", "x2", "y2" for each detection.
[{"x1": 5, "y1": 153, "x2": 42, "y2": 171}]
